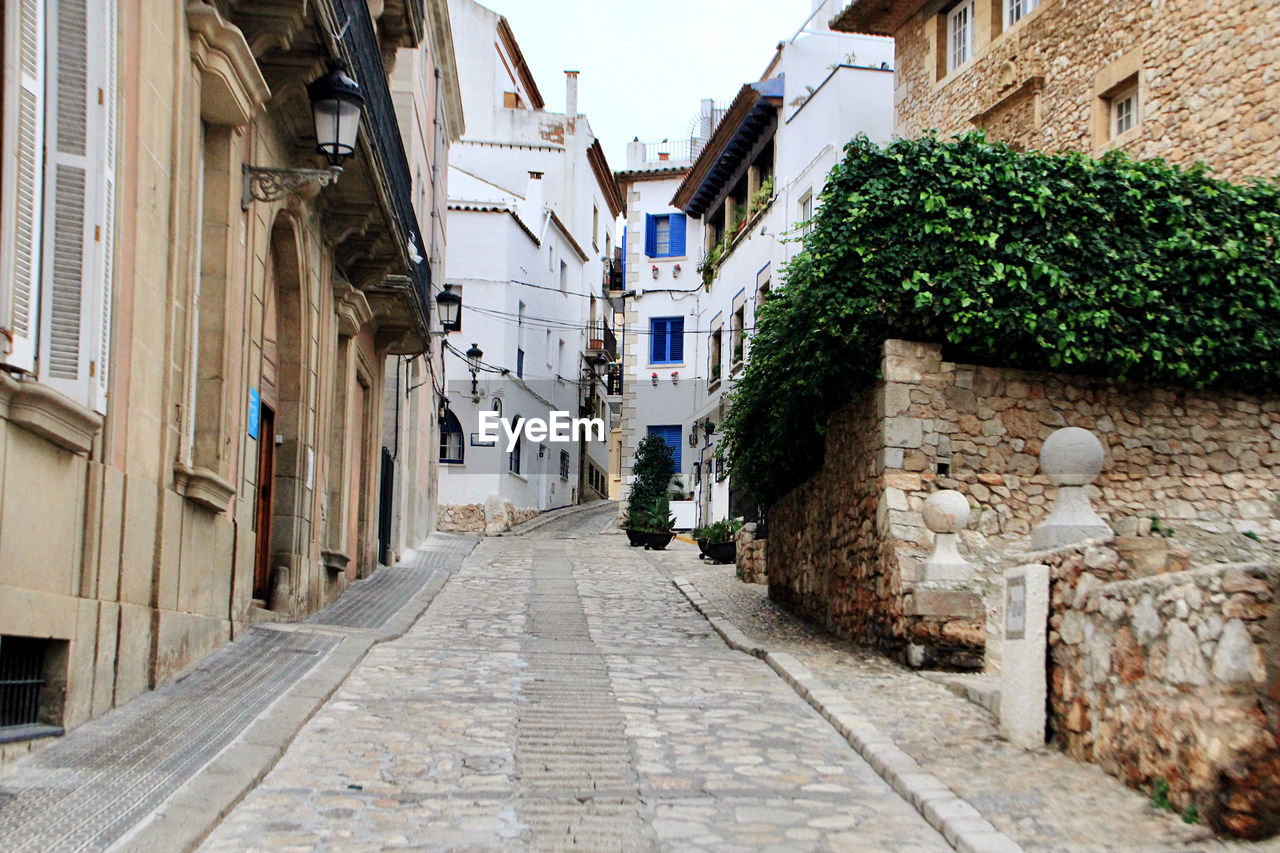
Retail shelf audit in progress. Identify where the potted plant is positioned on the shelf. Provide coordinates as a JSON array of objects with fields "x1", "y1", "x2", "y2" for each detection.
[
  {"x1": 696, "y1": 518, "x2": 743, "y2": 564},
  {"x1": 625, "y1": 433, "x2": 675, "y2": 546}
]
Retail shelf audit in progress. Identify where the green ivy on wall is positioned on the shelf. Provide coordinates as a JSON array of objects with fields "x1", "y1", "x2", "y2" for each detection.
[{"x1": 720, "y1": 133, "x2": 1280, "y2": 506}]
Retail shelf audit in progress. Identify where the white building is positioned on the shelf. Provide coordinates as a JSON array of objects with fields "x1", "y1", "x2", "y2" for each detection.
[
  {"x1": 438, "y1": 0, "x2": 623, "y2": 531},
  {"x1": 618, "y1": 0, "x2": 895, "y2": 528}
]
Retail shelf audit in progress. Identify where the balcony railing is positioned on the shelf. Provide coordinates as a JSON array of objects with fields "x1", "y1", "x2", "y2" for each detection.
[
  {"x1": 336, "y1": 0, "x2": 430, "y2": 324},
  {"x1": 586, "y1": 320, "x2": 617, "y2": 362},
  {"x1": 603, "y1": 258, "x2": 624, "y2": 295},
  {"x1": 607, "y1": 363, "x2": 623, "y2": 396}
]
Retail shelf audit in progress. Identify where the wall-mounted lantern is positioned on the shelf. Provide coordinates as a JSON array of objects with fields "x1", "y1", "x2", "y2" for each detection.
[
  {"x1": 243, "y1": 61, "x2": 365, "y2": 208},
  {"x1": 466, "y1": 342, "x2": 483, "y2": 397},
  {"x1": 435, "y1": 283, "x2": 462, "y2": 331}
]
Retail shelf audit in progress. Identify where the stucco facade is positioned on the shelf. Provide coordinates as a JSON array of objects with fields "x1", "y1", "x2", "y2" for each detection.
[
  {"x1": 0, "y1": 0, "x2": 458, "y2": 742},
  {"x1": 832, "y1": 0, "x2": 1280, "y2": 180}
]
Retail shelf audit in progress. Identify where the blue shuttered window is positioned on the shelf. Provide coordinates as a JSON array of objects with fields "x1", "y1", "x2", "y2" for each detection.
[
  {"x1": 647, "y1": 425, "x2": 683, "y2": 470},
  {"x1": 643, "y1": 214, "x2": 687, "y2": 258},
  {"x1": 649, "y1": 316, "x2": 684, "y2": 364}
]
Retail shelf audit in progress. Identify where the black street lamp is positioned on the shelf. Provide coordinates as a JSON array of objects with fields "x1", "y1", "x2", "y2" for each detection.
[
  {"x1": 466, "y1": 342, "x2": 483, "y2": 396},
  {"x1": 435, "y1": 284, "x2": 462, "y2": 331},
  {"x1": 242, "y1": 60, "x2": 365, "y2": 207}
]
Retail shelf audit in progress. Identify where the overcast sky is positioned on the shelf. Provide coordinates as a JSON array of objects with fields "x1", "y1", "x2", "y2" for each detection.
[{"x1": 480, "y1": 0, "x2": 820, "y2": 169}]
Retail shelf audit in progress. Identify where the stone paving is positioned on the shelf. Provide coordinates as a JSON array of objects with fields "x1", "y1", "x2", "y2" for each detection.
[
  {"x1": 0, "y1": 534, "x2": 475, "y2": 853},
  {"x1": 652, "y1": 549, "x2": 1280, "y2": 853},
  {"x1": 201, "y1": 504, "x2": 949, "y2": 851}
]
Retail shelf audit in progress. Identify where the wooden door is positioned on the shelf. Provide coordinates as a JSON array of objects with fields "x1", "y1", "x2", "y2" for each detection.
[{"x1": 253, "y1": 404, "x2": 276, "y2": 601}]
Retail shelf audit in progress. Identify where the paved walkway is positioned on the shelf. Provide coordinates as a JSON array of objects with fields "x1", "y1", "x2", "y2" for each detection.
[
  {"x1": 201, "y1": 504, "x2": 948, "y2": 851},
  {"x1": 0, "y1": 533, "x2": 476, "y2": 853},
  {"x1": 656, "y1": 553, "x2": 1280, "y2": 853}
]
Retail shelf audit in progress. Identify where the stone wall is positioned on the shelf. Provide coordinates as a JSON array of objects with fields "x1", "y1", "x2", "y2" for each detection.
[
  {"x1": 1047, "y1": 554, "x2": 1279, "y2": 839},
  {"x1": 860, "y1": 0, "x2": 1279, "y2": 182},
  {"x1": 735, "y1": 523, "x2": 767, "y2": 584},
  {"x1": 768, "y1": 339, "x2": 1280, "y2": 662},
  {"x1": 438, "y1": 501, "x2": 541, "y2": 534}
]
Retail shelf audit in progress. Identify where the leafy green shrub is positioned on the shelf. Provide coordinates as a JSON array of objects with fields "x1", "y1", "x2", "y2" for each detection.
[
  {"x1": 722, "y1": 133, "x2": 1280, "y2": 505},
  {"x1": 627, "y1": 434, "x2": 675, "y2": 530}
]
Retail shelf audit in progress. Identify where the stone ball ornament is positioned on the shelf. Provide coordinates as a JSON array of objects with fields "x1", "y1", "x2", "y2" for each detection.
[
  {"x1": 1039, "y1": 426, "x2": 1105, "y2": 486},
  {"x1": 923, "y1": 489, "x2": 970, "y2": 534}
]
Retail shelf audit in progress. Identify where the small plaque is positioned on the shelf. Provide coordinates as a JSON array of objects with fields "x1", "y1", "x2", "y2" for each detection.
[
  {"x1": 247, "y1": 389, "x2": 260, "y2": 440},
  {"x1": 470, "y1": 433, "x2": 496, "y2": 447},
  {"x1": 1006, "y1": 575, "x2": 1027, "y2": 640}
]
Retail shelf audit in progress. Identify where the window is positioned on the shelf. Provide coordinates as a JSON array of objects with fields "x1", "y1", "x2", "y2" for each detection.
[
  {"x1": 649, "y1": 316, "x2": 684, "y2": 364},
  {"x1": 1111, "y1": 84, "x2": 1139, "y2": 136},
  {"x1": 709, "y1": 327, "x2": 723, "y2": 385},
  {"x1": 0, "y1": 635, "x2": 66, "y2": 732},
  {"x1": 557, "y1": 338, "x2": 564, "y2": 378},
  {"x1": 516, "y1": 348, "x2": 525, "y2": 378},
  {"x1": 439, "y1": 409, "x2": 464, "y2": 463},
  {"x1": 548, "y1": 246, "x2": 555, "y2": 272},
  {"x1": 757, "y1": 279, "x2": 771, "y2": 309},
  {"x1": 947, "y1": 0, "x2": 974, "y2": 72},
  {"x1": 647, "y1": 425, "x2": 682, "y2": 470},
  {"x1": 644, "y1": 213, "x2": 686, "y2": 258},
  {"x1": 509, "y1": 416, "x2": 523, "y2": 474},
  {"x1": 560, "y1": 259, "x2": 567, "y2": 292},
  {"x1": 503, "y1": 91, "x2": 523, "y2": 109},
  {"x1": 559, "y1": 449, "x2": 570, "y2": 480},
  {"x1": 1004, "y1": 0, "x2": 1039, "y2": 28},
  {"x1": 731, "y1": 305, "x2": 746, "y2": 370},
  {"x1": 798, "y1": 191, "x2": 813, "y2": 236},
  {"x1": 1, "y1": 0, "x2": 117, "y2": 414},
  {"x1": 592, "y1": 205, "x2": 599, "y2": 249}
]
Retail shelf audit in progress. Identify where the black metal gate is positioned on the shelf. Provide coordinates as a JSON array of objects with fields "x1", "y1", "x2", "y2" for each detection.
[{"x1": 377, "y1": 448, "x2": 394, "y2": 565}]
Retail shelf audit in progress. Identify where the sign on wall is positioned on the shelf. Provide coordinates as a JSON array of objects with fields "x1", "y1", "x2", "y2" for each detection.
[
  {"x1": 470, "y1": 433, "x2": 496, "y2": 447},
  {"x1": 1006, "y1": 575, "x2": 1027, "y2": 640},
  {"x1": 248, "y1": 388, "x2": 260, "y2": 440}
]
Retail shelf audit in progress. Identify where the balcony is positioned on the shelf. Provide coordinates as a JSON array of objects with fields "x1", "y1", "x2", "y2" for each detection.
[
  {"x1": 585, "y1": 320, "x2": 617, "y2": 363},
  {"x1": 602, "y1": 257, "x2": 625, "y2": 310},
  {"x1": 606, "y1": 363, "x2": 623, "y2": 397}
]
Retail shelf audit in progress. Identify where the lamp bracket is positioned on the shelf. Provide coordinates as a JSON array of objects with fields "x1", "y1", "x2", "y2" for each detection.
[{"x1": 242, "y1": 165, "x2": 342, "y2": 209}]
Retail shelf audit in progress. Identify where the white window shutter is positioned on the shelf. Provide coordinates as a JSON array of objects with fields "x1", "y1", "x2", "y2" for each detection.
[
  {"x1": 89, "y1": 0, "x2": 117, "y2": 415},
  {"x1": 38, "y1": 0, "x2": 96, "y2": 407},
  {"x1": 0, "y1": 0, "x2": 46, "y2": 373}
]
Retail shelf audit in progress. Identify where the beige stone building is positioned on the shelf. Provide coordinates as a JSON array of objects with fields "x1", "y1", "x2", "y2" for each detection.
[
  {"x1": 832, "y1": 0, "x2": 1280, "y2": 179},
  {"x1": 0, "y1": 0, "x2": 460, "y2": 744}
]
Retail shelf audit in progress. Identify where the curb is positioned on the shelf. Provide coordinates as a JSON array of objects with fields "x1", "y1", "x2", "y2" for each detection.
[
  {"x1": 672, "y1": 576, "x2": 1024, "y2": 853},
  {"x1": 117, "y1": 544, "x2": 475, "y2": 853}
]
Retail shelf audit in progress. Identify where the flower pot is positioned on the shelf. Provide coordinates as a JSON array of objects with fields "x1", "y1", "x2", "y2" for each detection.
[
  {"x1": 625, "y1": 528, "x2": 645, "y2": 547},
  {"x1": 696, "y1": 538, "x2": 710, "y2": 559},
  {"x1": 705, "y1": 540, "x2": 736, "y2": 565},
  {"x1": 641, "y1": 531, "x2": 674, "y2": 551}
]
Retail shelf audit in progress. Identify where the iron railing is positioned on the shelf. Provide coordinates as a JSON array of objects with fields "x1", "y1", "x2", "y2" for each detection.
[
  {"x1": 335, "y1": 0, "x2": 431, "y2": 325},
  {"x1": 0, "y1": 636, "x2": 45, "y2": 729},
  {"x1": 607, "y1": 363, "x2": 623, "y2": 396},
  {"x1": 586, "y1": 320, "x2": 617, "y2": 362},
  {"x1": 603, "y1": 258, "x2": 624, "y2": 294}
]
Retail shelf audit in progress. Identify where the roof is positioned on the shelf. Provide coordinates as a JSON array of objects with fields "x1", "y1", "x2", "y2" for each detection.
[
  {"x1": 614, "y1": 166, "x2": 690, "y2": 184},
  {"x1": 829, "y1": 0, "x2": 926, "y2": 36},
  {"x1": 671, "y1": 77, "x2": 784, "y2": 217},
  {"x1": 587, "y1": 139, "x2": 625, "y2": 218},
  {"x1": 496, "y1": 15, "x2": 545, "y2": 109}
]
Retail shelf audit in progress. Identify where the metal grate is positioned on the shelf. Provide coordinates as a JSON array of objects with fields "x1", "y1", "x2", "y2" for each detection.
[{"x1": 0, "y1": 637, "x2": 45, "y2": 729}]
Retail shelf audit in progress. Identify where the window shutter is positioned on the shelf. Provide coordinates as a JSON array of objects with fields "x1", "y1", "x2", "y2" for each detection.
[
  {"x1": 0, "y1": 0, "x2": 46, "y2": 373},
  {"x1": 90, "y1": 0, "x2": 117, "y2": 415},
  {"x1": 669, "y1": 214, "x2": 686, "y2": 257},
  {"x1": 649, "y1": 318, "x2": 666, "y2": 363},
  {"x1": 39, "y1": 0, "x2": 97, "y2": 406},
  {"x1": 668, "y1": 318, "x2": 684, "y2": 363},
  {"x1": 644, "y1": 214, "x2": 657, "y2": 258}
]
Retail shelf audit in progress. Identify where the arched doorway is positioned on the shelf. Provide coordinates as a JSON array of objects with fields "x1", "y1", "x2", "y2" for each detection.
[{"x1": 252, "y1": 214, "x2": 308, "y2": 608}]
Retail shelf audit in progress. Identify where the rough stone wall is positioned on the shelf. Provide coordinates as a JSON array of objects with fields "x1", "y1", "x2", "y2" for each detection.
[
  {"x1": 437, "y1": 502, "x2": 541, "y2": 534},
  {"x1": 888, "y1": 0, "x2": 1280, "y2": 181},
  {"x1": 769, "y1": 338, "x2": 1280, "y2": 660},
  {"x1": 735, "y1": 524, "x2": 767, "y2": 584},
  {"x1": 1048, "y1": 556, "x2": 1279, "y2": 839}
]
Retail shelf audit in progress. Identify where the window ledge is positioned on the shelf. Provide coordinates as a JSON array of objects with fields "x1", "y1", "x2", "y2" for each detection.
[
  {"x1": 173, "y1": 463, "x2": 237, "y2": 512},
  {"x1": 0, "y1": 723, "x2": 63, "y2": 745},
  {"x1": 0, "y1": 374, "x2": 103, "y2": 454},
  {"x1": 708, "y1": 378, "x2": 722, "y2": 393},
  {"x1": 507, "y1": 470, "x2": 529, "y2": 483},
  {"x1": 321, "y1": 549, "x2": 350, "y2": 574}
]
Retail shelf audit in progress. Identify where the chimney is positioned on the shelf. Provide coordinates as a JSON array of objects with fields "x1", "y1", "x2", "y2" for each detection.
[
  {"x1": 565, "y1": 70, "x2": 579, "y2": 118},
  {"x1": 626, "y1": 137, "x2": 646, "y2": 170},
  {"x1": 522, "y1": 171, "x2": 545, "y2": 223}
]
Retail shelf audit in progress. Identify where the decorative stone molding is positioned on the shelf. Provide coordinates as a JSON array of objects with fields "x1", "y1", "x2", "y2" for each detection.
[
  {"x1": 173, "y1": 463, "x2": 236, "y2": 512},
  {"x1": 1031, "y1": 427, "x2": 1113, "y2": 550},
  {"x1": 921, "y1": 489, "x2": 975, "y2": 582},
  {"x1": 333, "y1": 281, "x2": 374, "y2": 336},
  {"x1": 321, "y1": 549, "x2": 350, "y2": 573},
  {"x1": 187, "y1": 2, "x2": 271, "y2": 127},
  {"x1": 0, "y1": 374, "x2": 103, "y2": 454}
]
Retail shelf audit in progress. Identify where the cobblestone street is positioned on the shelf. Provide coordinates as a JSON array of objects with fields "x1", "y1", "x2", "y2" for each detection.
[{"x1": 200, "y1": 504, "x2": 949, "y2": 851}]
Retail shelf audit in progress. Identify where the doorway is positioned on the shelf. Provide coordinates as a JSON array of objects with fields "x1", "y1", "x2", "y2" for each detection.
[{"x1": 252, "y1": 403, "x2": 276, "y2": 602}]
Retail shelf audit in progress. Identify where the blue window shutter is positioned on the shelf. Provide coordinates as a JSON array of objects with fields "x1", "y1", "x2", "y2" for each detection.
[
  {"x1": 650, "y1": 318, "x2": 666, "y2": 363},
  {"x1": 648, "y1": 425, "x2": 682, "y2": 470},
  {"x1": 669, "y1": 214, "x2": 686, "y2": 257},
  {"x1": 668, "y1": 318, "x2": 684, "y2": 363},
  {"x1": 621, "y1": 226, "x2": 627, "y2": 284},
  {"x1": 644, "y1": 214, "x2": 657, "y2": 257}
]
